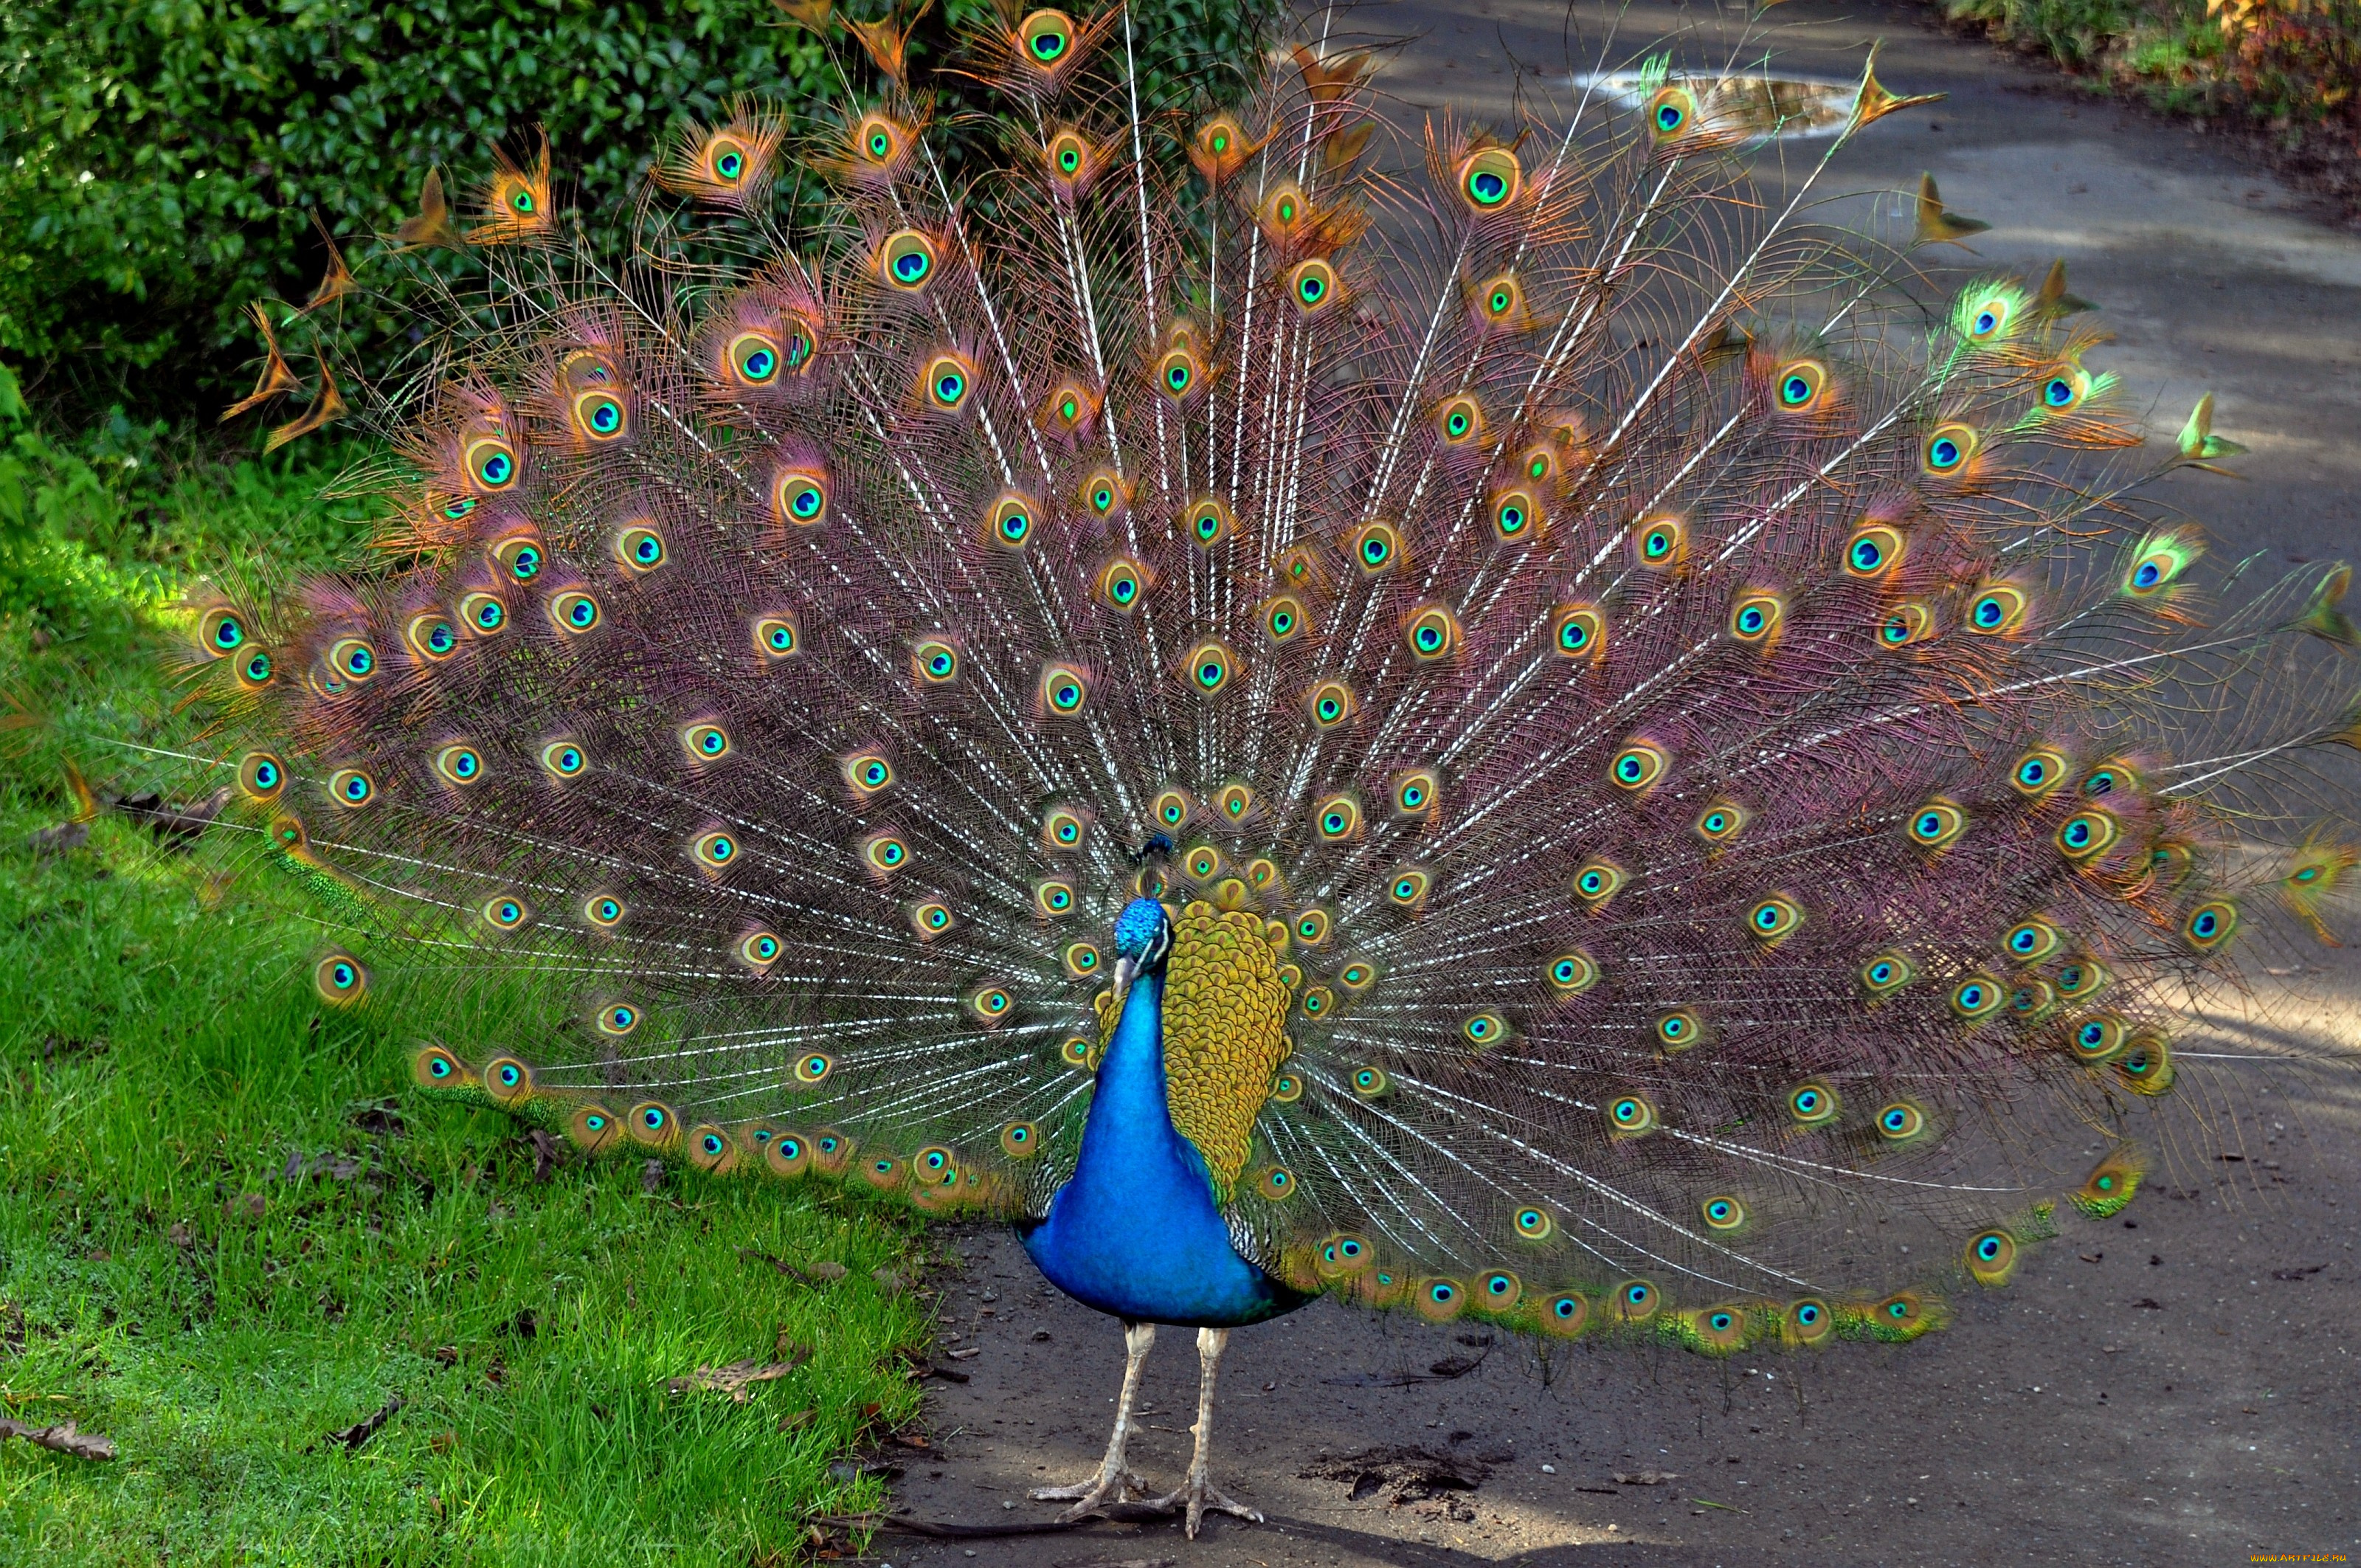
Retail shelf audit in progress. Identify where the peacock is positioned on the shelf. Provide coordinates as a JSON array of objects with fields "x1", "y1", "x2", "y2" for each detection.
[{"x1": 181, "y1": 1, "x2": 2360, "y2": 1538}]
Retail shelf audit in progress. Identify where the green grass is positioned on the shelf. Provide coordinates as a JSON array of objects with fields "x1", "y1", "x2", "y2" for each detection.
[{"x1": 0, "y1": 432, "x2": 930, "y2": 1564}]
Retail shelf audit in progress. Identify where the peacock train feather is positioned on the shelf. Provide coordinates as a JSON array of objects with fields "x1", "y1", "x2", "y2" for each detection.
[{"x1": 185, "y1": 1, "x2": 2357, "y2": 1533}]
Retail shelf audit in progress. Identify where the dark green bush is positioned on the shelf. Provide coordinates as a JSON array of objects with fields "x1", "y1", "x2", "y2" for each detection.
[{"x1": 0, "y1": 0, "x2": 1280, "y2": 428}]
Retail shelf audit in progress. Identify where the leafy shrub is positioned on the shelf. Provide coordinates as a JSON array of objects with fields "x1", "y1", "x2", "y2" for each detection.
[{"x1": 0, "y1": 0, "x2": 1281, "y2": 427}]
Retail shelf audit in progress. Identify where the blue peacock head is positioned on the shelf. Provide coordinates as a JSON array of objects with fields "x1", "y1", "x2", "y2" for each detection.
[{"x1": 1110, "y1": 897, "x2": 1172, "y2": 1004}]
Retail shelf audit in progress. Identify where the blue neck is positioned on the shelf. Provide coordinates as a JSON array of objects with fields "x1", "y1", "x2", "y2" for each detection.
[{"x1": 1019, "y1": 971, "x2": 1302, "y2": 1327}]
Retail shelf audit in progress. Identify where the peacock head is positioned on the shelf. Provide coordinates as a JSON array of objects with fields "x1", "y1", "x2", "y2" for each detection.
[{"x1": 1110, "y1": 897, "x2": 1172, "y2": 1006}]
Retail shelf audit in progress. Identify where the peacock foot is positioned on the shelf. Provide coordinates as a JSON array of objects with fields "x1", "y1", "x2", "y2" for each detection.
[
  {"x1": 1150, "y1": 1475, "x2": 1262, "y2": 1538},
  {"x1": 1029, "y1": 1465, "x2": 1156, "y2": 1517}
]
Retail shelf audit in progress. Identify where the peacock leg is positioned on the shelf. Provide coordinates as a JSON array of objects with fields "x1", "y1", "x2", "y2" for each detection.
[
  {"x1": 1031, "y1": 1319, "x2": 1158, "y2": 1516},
  {"x1": 1150, "y1": 1325, "x2": 1262, "y2": 1538}
]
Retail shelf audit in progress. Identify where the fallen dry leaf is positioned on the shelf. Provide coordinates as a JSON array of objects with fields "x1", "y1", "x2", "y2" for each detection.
[
  {"x1": 667, "y1": 1353, "x2": 809, "y2": 1401},
  {"x1": 0, "y1": 1417, "x2": 116, "y2": 1462}
]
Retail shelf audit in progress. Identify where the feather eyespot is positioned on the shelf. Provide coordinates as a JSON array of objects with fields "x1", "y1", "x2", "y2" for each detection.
[
  {"x1": 1746, "y1": 894, "x2": 1802, "y2": 944},
  {"x1": 1549, "y1": 603, "x2": 1605, "y2": 660},
  {"x1": 773, "y1": 469, "x2": 828, "y2": 528},
  {"x1": 680, "y1": 722, "x2": 732, "y2": 762},
  {"x1": 433, "y1": 743, "x2": 487, "y2": 787},
  {"x1": 540, "y1": 739, "x2": 588, "y2": 781},
  {"x1": 463, "y1": 437, "x2": 519, "y2": 492},
  {"x1": 2011, "y1": 747, "x2": 2069, "y2": 797},
  {"x1": 879, "y1": 229, "x2": 938, "y2": 291},
  {"x1": 1287, "y1": 258, "x2": 1339, "y2": 315},
  {"x1": 2183, "y1": 900, "x2": 2238, "y2": 952},
  {"x1": 1436, "y1": 396, "x2": 1483, "y2": 446},
  {"x1": 314, "y1": 952, "x2": 368, "y2": 1005},
  {"x1": 1634, "y1": 512, "x2": 1687, "y2": 570},
  {"x1": 1877, "y1": 598, "x2": 1938, "y2": 649},
  {"x1": 457, "y1": 591, "x2": 507, "y2": 637},
  {"x1": 1349, "y1": 520, "x2": 1403, "y2": 574},
  {"x1": 1403, "y1": 604, "x2": 1462, "y2": 662},
  {"x1": 238, "y1": 752, "x2": 286, "y2": 801},
  {"x1": 692, "y1": 829, "x2": 739, "y2": 871},
  {"x1": 1305, "y1": 679, "x2": 1356, "y2": 730},
  {"x1": 1458, "y1": 146, "x2": 1521, "y2": 209},
  {"x1": 754, "y1": 614, "x2": 802, "y2": 662},
  {"x1": 1040, "y1": 661, "x2": 1092, "y2": 714},
  {"x1": 1860, "y1": 950, "x2": 1916, "y2": 995},
  {"x1": 727, "y1": 330, "x2": 784, "y2": 385},
  {"x1": 1040, "y1": 806, "x2": 1085, "y2": 851},
  {"x1": 986, "y1": 491, "x2": 1037, "y2": 550},
  {"x1": 1876, "y1": 1102, "x2": 1928, "y2": 1141},
  {"x1": 1572, "y1": 859, "x2": 1625, "y2": 908},
  {"x1": 405, "y1": 612, "x2": 458, "y2": 662},
  {"x1": 1647, "y1": 83, "x2": 1696, "y2": 140},
  {"x1": 1545, "y1": 951, "x2": 1598, "y2": 996},
  {"x1": 326, "y1": 635, "x2": 378, "y2": 683},
  {"x1": 609, "y1": 525, "x2": 665, "y2": 576},
  {"x1": 1922, "y1": 422, "x2": 1981, "y2": 476},
  {"x1": 1950, "y1": 975, "x2": 2006, "y2": 1019},
  {"x1": 1701, "y1": 1195, "x2": 1747, "y2": 1232},
  {"x1": 1786, "y1": 1081, "x2": 1839, "y2": 1124},
  {"x1": 1653, "y1": 1010, "x2": 1701, "y2": 1051},
  {"x1": 328, "y1": 767, "x2": 376, "y2": 809},
  {"x1": 921, "y1": 353, "x2": 974, "y2": 412},
  {"x1": 1489, "y1": 488, "x2": 1541, "y2": 543},
  {"x1": 1607, "y1": 1092, "x2": 1657, "y2": 1135},
  {"x1": 738, "y1": 929, "x2": 783, "y2": 970},
  {"x1": 1389, "y1": 868, "x2": 1433, "y2": 909},
  {"x1": 1313, "y1": 794, "x2": 1362, "y2": 840},
  {"x1": 548, "y1": 590, "x2": 601, "y2": 635},
  {"x1": 1693, "y1": 800, "x2": 1746, "y2": 845},
  {"x1": 573, "y1": 389, "x2": 626, "y2": 442},
  {"x1": 1967, "y1": 1229, "x2": 2019, "y2": 1287},
  {"x1": 196, "y1": 605, "x2": 249, "y2": 657},
  {"x1": 1390, "y1": 768, "x2": 1439, "y2": 816},
  {"x1": 908, "y1": 637, "x2": 958, "y2": 684},
  {"x1": 1078, "y1": 467, "x2": 1127, "y2": 519},
  {"x1": 1185, "y1": 496, "x2": 1236, "y2": 549},
  {"x1": 911, "y1": 902, "x2": 954, "y2": 939},
  {"x1": 1608, "y1": 739, "x2": 1668, "y2": 792},
  {"x1": 582, "y1": 892, "x2": 626, "y2": 929},
  {"x1": 1773, "y1": 359, "x2": 1828, "y2": 412},
  {"x1": 843, "y1": 752, "x2": 894, "y2": 799},
  {"x1": 1843, "y1": 523, "x2": 1904, "y2": 578},
  {"x1": 1727, "y1": 590, "x2": 1785, "y2": 645}
]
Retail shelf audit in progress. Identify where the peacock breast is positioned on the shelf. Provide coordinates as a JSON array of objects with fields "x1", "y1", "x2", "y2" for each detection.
[{"x1": 1138, "y1": 901, "x2": 1294, "y2": 1201}]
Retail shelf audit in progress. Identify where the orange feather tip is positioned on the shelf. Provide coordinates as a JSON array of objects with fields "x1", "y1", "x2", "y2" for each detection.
[
  {"x1": 1912, "y1": 173, "x2": 1991, "y2": 247},
  {"x1": 300, "y1": 215, "x2": 356, "y2": 314},
  {"x1": 263, "y1": 359, "x2": 346, "y2": 452},
  {"x1": 770, "y1": 0, "x2": 832, "y2": 28},
  {"x1": 1291, "y1": 44, "x2": 1379, "y2": 103},
  {"x1": 395, "y1": 168, "x2": 463, "y2": 251},
  {"x1": 219, "y1": 302, "x2": 302, "y2": 423},
  {"x1": 1846, "y1": 48, "x2": 1943, "y2": 133}
]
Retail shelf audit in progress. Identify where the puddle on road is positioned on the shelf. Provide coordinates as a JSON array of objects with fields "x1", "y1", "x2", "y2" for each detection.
[{"x1": 1569, "y1": 71, "x2": 1860, "y2": 141}]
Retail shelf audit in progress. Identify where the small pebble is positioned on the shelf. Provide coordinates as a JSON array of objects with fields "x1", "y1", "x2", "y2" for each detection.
[{"x1": 1541, "y1": 1464, "x2": 1557, "y2": 1474}]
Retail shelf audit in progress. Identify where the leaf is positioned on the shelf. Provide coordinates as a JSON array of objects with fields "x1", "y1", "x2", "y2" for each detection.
[{"x1": 0, "y1": 1416, "x2": 117, "y2": 1462}]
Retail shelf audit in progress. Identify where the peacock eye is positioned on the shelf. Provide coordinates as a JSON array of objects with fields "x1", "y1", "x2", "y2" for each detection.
[{"x1": 882, "y1": 229, "x2": 937, "y2": 291}]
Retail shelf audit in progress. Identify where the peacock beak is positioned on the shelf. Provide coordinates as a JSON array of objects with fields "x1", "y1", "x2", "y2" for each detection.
[{"x1": 1110, "y1": 955, "x2": 1138, "y2": 1012}]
